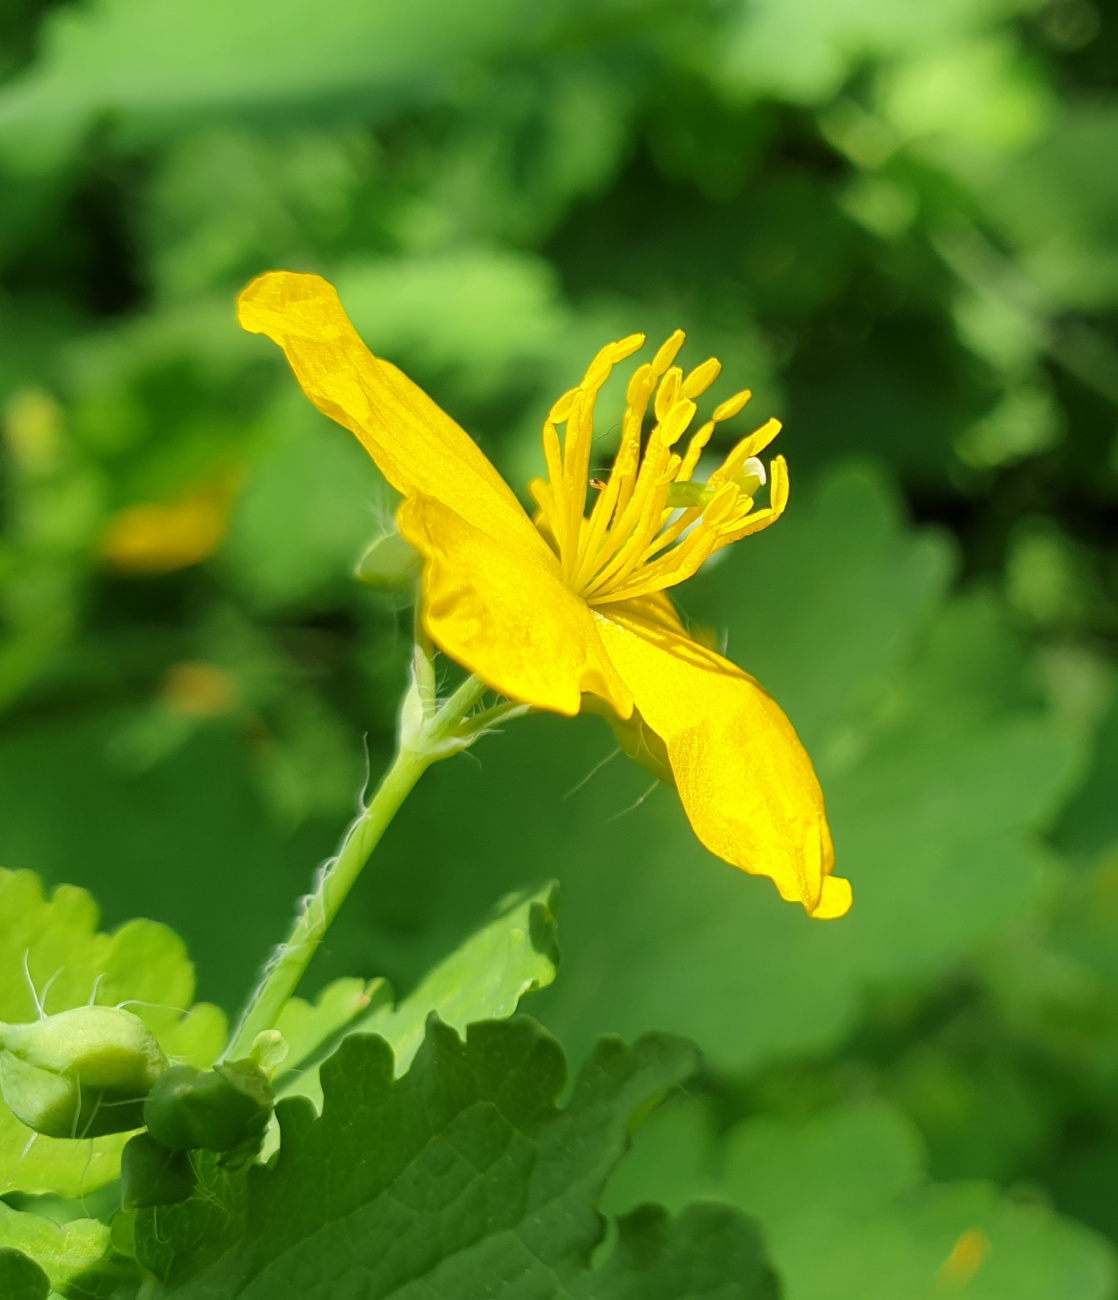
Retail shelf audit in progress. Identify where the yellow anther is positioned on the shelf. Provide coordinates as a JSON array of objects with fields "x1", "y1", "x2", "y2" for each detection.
[
  {"x1": 739, "y1": 416, "x2": 782, "y2": 460},
  {"x1": 609, "y1": 333, "x2": 647, "y2": 364},
  {"x1": 538, "y1": 326, "x2": 787, "y2": 605},
  {"x1": 712, "y1": 389, "x2": 752, "y2": 422},
  {"x1": 679, "y1": 420, "x2": 715, "y2": 481},
  {"x1": 549, "y1": 389, "x2": 578, "y2": 424},
  {"x1": 626, "y1": 362, "x2": 654, "y2": 407},
  {"x1": 651, "y1": 330, "x2": 686, "y2": 376},
  {"x1": 582, "y1": 337, "x2": 624, "y2": 391},
  {"x1": 770, "y1": 455, "x2": 790, "y2": 510},
  {"x1": 681, "y1": 358, "x2": 721, "y2": 400},
  {"x1": 660, "y1": 399, "x2": 697, "y2": 446},
  {"x1": 654, "y1": 367, "x2": 682, "y2": 423}
]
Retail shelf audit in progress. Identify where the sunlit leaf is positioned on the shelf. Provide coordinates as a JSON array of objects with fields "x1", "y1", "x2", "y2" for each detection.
[
  {"x1": 0, "y1": 0, "x2": 525, "y2": 160},
  {"x1": 275, "y1": 882, "x2": 560, "y2": 1106},
  {"x1": 0, "y1": 1203, "x2": 135, "y2": 1300},
  {"x1": 0, "y1": 869, "x2": 225, "y2": 1196}
]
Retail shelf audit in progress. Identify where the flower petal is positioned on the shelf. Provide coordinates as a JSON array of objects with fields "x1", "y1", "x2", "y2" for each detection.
[
  {"x1": 399, "y1": 494, "x2": 632, "y2": 718},
  {"x1": 238, "y1": 271, "x2": 545, "y2": 557},
  {"x1": 593, "y1": 605, "x2": 850, "y2": 918}
]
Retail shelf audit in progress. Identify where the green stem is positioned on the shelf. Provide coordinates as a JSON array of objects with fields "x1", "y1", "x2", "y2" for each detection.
[{"x1": 225, "y1": 672, "x2": 489, "y2": 1059}]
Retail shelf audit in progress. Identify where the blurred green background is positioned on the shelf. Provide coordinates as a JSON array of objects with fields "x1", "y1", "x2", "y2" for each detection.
[{"x1": 2, "y1": 0, "x2": 1118, "y2": 1293}]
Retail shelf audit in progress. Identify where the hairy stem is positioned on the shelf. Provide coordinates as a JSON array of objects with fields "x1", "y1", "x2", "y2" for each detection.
[{"x1": 225, "y1": 671, "x2": 489, "y2": 1059}]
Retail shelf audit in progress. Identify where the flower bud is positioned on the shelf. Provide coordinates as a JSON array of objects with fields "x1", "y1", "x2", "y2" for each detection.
[
  {"x1": 354, "y1": 527, "x2": 421, "y2": 590},
  {"x1": 144, "y1": 1059, "x2": 273, "y2": 1155},
  {"x1": 121, "y1": 1132, "x2": 196, "y2": 1209},
  {"x1": 0, "y1": 1006, "x2": 169, "y2": 1139}
]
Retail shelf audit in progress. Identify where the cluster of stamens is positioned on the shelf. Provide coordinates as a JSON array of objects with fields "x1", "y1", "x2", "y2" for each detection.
[{"x1": 530, "y1": 329, "x2": 788, "y2": 606}]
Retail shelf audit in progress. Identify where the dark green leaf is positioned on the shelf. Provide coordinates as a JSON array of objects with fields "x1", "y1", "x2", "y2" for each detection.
[
  {"x1": 0, "y1": 1247, "x2": 49, "y2": 1300},
  {"x1": 144, "y1": 1017, "x2": 776, "y2": 1299}
]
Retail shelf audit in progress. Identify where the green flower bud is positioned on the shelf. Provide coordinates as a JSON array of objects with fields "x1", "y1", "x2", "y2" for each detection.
[
  {"x1": 0, "y1": 1007, "x2": 168, "y2": 1140},
  {"x1": 581, "y1": 694, "x2": 675, "y2": 787},
  {"x1": 121, "y1": 1132, "x2": 196, "y2": 1209},
  {"x1": 144, "y1": 1059, "x2": 273, "y2": 1155},
  {"x1": 247, "y1": 1029, "x2": 288, "y2": 1075},
  {"x1": 354, "y1": 527, "x2": 421, "y2": 590}
]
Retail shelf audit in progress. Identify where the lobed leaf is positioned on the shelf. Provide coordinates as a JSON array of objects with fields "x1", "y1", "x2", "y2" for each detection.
[
  {"x1": 141, "y1": 1017, "x2": 776, "y2": 1299},
  {"x1": 274, "y1": 882, "x2": 560, "y2": 1108}
]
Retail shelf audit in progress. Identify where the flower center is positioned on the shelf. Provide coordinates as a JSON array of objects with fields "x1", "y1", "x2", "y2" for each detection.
[{"x1": 529, "y1": 331, "x2": 789, "y2": 606}]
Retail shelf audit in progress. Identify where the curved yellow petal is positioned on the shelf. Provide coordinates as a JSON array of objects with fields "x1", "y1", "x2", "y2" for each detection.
[
  {"x1": 398, "y1": 494, "x2": 633, "y2": 718},
  {"x1": 238, "y1": 271, "x2": 545, "y2": 558},
  {"x1": 592, "y1": 605, "x2": 850, "y2": 918}
]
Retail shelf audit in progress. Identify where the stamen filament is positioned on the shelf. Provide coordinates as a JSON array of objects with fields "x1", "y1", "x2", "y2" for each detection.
[{"x1": 534, "y1": 330, "x2": 788, "y2": 610}]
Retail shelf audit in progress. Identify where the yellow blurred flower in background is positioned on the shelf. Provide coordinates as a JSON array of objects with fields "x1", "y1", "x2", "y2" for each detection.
[
  {"x1": 238, "y1": 271, "x2": 851, "y2": 919},
  {"x1": 100, "y1": 478, "x2": 238, "y2": 576},
  {"x1": 160, "y1": 662, "x2": 239, "y2": 719}
]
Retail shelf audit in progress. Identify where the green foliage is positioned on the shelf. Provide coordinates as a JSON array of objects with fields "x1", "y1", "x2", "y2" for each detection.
[
  {"x1": 274, "y1": 882, "x2": 559, "y2": 1108},
  {"x1": 0, "y1": 869, "x2": 224, "y2": 1195},
  {"x1": 0, "y1": 716, "x2": 350, "y2": 1010},
  {"x1": 143, "y1": 1060, "x2": 272, "y2": 1154},
  {"x1": 141, "y1": 1017, "x2": 777, "y2": 1299},
  {"x1": 0, "y1": 1203, "x2": 131, "y2": 1299},
  {"x1": 604, "y1": 1096, "x2": 1117, "y2": 1300},
  {"x1": 0, "y1": 0, "x2": 525, "y2": 159},
  {"x1": 1, "y1": 0, "x2": 1118, "y2": 1294},
  {"x1": 0, "y1": 1248, "x2": 49, "y2": 1300}
]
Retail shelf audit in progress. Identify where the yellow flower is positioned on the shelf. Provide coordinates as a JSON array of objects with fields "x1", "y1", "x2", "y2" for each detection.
[
  {"x1": 238, "y1": 271, "x2": 851, "y2": 920},
  {"x1": 101, "y1": 478, "x2": 236, "y2": 575}
]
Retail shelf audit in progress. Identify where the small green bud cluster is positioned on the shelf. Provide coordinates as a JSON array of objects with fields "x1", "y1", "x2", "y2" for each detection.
[
  {"x1": 1, "y1": 1003, "x2": 281, "y2": 1210},
  {"x1": 0, "y1": 1006, "x2": 168, "y2": 1140},
  {"x1": 122, "y1": 1058, "x2": 275, "y2": 1209},
  {"x1": 145, "y1": 1060, "x2": 273, "y2": 1153}
]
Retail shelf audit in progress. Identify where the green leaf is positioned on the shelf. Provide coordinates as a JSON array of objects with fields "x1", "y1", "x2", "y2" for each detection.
[
  {"x1": 221, "y1": 393, "x2": 392, "y2": 614},
  {"x1": 605, "y1": 1097, "x2": 1118, "y2": 1300},
  {"x1": 271, "y1": 978, "x2": 375, "y2": 1081},
  {"x1": 0, "y1": 1203, "x2": 136, "y2": 1300},
  {"x1": 142, "y1": 1017, "x2": 777, "y2": 1299},
  {"x1": 332, "y1": 251, "x2": 569, "y2": 402},
  {"x1": 1051, "y1": 696, "x2": 1118, "y2": 862},
  {"x1": 974, "y1": 107, "x2": 1118, "y2": 311},
  {"x1": 0, "y1": 869, "x2": 226, "y2": 1196},
  {"x1": 725, "y1": 1102, "x2": 1117, "y2": 1300},
  {"x1": 718, "y1": 0, "x2": 1032, "y2": 106},
  {"x1": 275, "y1": 883, "x2": 560, "y2": 1105},
  {"x1": 0, "y1": 711, "x2": 341, "y2": 1018},
  {"x1": 0, "y1": 1248, "x2": 49, "y2": 1300},
  {"x1": 0, "y1": 0, "x2": 525, "y2": 161}
]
